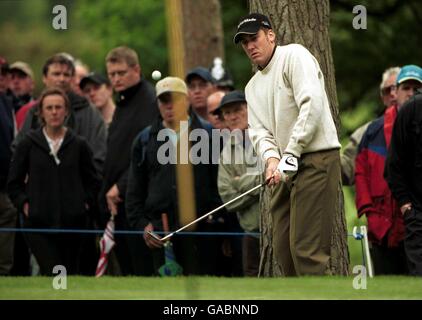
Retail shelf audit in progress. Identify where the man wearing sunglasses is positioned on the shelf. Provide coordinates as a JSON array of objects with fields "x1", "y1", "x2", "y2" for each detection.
[{"x1": 341, "y1": 67, "x2": 400, "y2": 186}]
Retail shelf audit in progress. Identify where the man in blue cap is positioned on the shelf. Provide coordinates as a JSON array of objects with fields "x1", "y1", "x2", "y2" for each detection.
[
  {"x1": 385, "y1": 65, "x2": 422, "y2": 276},
  {"x1": 355, "y1": 65, "x2": 422, "y2": 275},
  {"x1": 395, "y1": 65, "x2": 422, "y2": 108},
  {"x1": 185, "y1": 67, "x2": 216, "y2": 125}
]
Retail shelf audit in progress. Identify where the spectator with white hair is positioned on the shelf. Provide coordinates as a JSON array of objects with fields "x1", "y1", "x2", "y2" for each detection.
[{"x1": 341, "y1": 66, "x2": 400, "y2": 186}]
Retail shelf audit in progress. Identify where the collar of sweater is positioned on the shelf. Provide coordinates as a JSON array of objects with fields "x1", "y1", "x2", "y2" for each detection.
[{"x1": 258, "y1": 45, "x2": 279, "y2": 74}]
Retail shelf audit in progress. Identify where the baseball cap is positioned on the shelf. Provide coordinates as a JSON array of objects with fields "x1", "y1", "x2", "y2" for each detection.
[
  {"x1": 9, "y1": 61, "x2": 34, "y2": 79},
  {"x1": 212, "y1": 90, "x2": 246, "y2": 115},
  {"x1": 396, "y1": 65, "x2": 422, "y2": 85},
  {"x1": 185, "y1": 67, "x2": 215, "y2": 84},
  {"x1": 79, "y1": 72, "x2": 110, "y2": 90},
  {"x1": 233, "y1": 13, "x2": 272, "y2": 44},
  {"x1": 156, "y1": 76, "x2": 188, "y2": 97}
]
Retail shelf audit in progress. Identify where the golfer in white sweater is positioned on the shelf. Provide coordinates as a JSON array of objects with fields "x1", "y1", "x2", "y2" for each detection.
[{"x1": 234, "y1": 13, "x2": 341, "y2": 276}]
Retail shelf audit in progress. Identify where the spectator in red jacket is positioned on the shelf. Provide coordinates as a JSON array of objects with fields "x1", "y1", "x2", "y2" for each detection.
[{"x1": 355, "y1": 65, "x2": 422, "y2": 274}]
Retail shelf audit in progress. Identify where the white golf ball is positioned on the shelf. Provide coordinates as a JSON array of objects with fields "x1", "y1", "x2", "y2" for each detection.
[{"x1": 152, "y1": 70, "x2": 162, "y2": 80}]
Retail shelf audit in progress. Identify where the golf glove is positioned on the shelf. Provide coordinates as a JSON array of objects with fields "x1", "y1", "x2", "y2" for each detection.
[{"x1": 277, "y1": 153, "x2": 298, "y2": 182}]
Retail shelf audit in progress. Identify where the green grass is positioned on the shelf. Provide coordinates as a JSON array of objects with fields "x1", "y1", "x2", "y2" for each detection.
[
  {"x1": 0, "y1": 188, "x2": 409, "y2": 301},
  {"x1": 1, "y1": 276, "x2": 421, "y2": 300}
]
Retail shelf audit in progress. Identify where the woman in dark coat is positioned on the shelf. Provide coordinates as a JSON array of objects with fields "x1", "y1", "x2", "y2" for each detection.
[{"x1": 8, "y1": 87, "x2": 101, "y2": 275}]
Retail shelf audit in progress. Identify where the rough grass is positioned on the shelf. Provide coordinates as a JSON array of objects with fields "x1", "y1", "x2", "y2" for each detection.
[{"x1": 1, "y1": 276, "x2": 421, "y2": 300}]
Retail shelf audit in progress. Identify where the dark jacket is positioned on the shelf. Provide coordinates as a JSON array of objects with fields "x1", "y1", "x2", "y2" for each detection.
[
  {"x1": 126, "y1": 113, "x2": 222, "y2": 231},
  {"x1": 355, "y1": 106, "x2": 404, "y2": 247},
  {"x1": 385, "y1": 93, "x2": 422, "y2": 212},
  {"x1": 99, "y1": 79, "x2": 159, "y2": 220},
  {"x1": 5, "y1": 89, "x2": 30, "y2": 113},
  {"x1": 15, "y1": 91, "x2": 107, "y2": 173},
  {"x1": 7, "y1": 128, "x2": 101, "y2": 228},
  {"x1": 0, "y1": 94, "x2": 15, "y2": 190}
]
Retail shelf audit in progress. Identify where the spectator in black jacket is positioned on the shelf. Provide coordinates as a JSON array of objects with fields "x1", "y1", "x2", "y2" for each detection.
[
  {"x1": 0, "y1": 86, "x2": 17, "y2": 276},
  {"x1": 14, "y1": 53, "x2": 107, "y2": 174},
  {"x1": 126, "y1": 77, "x2": 223, "y2": 275},
  {"x1": 385, "y1": 82, "x2": 422, "y2": 277},
  {"x1": 12, "y1": 54, "x2": 107, "y2": 275},
  {"x1": 7, "y1": 87, "x2": 101, "y2": 275},
  {"x1": 99, "y1": 46, "x2": 159, "y2": 275}
]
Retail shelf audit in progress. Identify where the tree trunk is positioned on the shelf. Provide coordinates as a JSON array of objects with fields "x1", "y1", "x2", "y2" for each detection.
[
  {"x1": 181, "y1": 0, "x2": 224, "y2": 71},
  {"x1": 250, "y1": 0, "x2": 350, "y2": 276},
  {"x1": 165, "y1": 0, "x2": 224, "y2": 77}
]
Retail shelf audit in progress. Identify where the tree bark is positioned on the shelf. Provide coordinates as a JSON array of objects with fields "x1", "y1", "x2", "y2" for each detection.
[
  {"x1": 250, "y1": 0, "x2": 350, "y2": 276},
  {"x1": 181, "y1": 0, "x2": 224, "y2": 71}
]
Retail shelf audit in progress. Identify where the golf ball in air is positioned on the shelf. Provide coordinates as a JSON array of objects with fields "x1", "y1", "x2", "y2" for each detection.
[{"x1": 152, "y1": 70, "x2": 162, "y2": 80}]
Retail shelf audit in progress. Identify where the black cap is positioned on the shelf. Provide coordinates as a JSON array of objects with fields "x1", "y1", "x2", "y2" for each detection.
[
  {"x1": 233, "y1": 13, "x2": 272, "y2": 44},
  {"x1": 212, "y1": 90, "x2": 246, "y2": 115},
  {"x1": 186, "y1": 67, "x2": 215, "y2": 84},
  {"x1": 79, "y1": 72, "x2": 110, "y2": 90}
]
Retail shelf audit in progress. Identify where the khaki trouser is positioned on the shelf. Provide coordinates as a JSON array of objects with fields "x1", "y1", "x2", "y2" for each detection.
[{"x1": 270, "y1": 149, "x2": 340, "y2": 276}]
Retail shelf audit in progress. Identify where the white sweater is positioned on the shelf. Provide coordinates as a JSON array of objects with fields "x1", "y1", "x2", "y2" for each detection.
[{"x1": 245, "y1": 44, "x2": 341, "y2": 161}]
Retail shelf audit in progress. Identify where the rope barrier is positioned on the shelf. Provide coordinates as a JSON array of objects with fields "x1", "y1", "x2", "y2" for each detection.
[
  {"x1": 0, "y1": 227, "x2": 365, "y2": 239},
  {"x1": 0, "y1": 228, "x2": 260, "y2": 236},
  {"x1": 0, "y1": 226, "x2": 371, "y2": 276}
]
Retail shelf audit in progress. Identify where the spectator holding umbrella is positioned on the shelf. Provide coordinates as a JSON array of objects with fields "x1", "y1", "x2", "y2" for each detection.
[{"x1": 7, "y1": 87, "x2": 101, "y2": 275}]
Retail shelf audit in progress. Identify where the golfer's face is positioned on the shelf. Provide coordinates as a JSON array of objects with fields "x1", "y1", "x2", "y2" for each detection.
[{"x1": 240, "y1": 29, "x2": 276, "y2": 68}]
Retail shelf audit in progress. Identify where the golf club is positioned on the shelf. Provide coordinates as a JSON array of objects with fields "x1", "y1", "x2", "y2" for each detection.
[{"x1": 148, "y1": 176, "x2": 272, "y2": 242}]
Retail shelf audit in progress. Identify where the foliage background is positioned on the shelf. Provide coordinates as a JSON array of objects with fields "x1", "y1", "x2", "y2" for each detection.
[{"x1": 1, "y1": 0, "x2": 421, "y2": 269}]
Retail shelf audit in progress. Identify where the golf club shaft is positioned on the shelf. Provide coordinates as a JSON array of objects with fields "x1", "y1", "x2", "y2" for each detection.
[{"x1": 160, "y1": 181, "x2": 267, "y2": 241}]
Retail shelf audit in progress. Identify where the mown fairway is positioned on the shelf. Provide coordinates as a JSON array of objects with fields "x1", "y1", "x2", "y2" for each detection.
[{"x1": 1, "y1": 276, "x2": 421, "y2": 300}]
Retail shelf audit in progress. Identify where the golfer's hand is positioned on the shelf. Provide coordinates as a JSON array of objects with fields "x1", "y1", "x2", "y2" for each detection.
[
  {"x1": 106, "y1": 184, "x2": 122, "y2": 216},
  {"x1": 276, "y1": 154, "x2": 298, "y2": 183},
  {"x1": 266, "y1": 157, "x2": 281, "y2": 186},
  {"x1": 144, "y1": 223, "x2": 164, "y2": 249}
]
